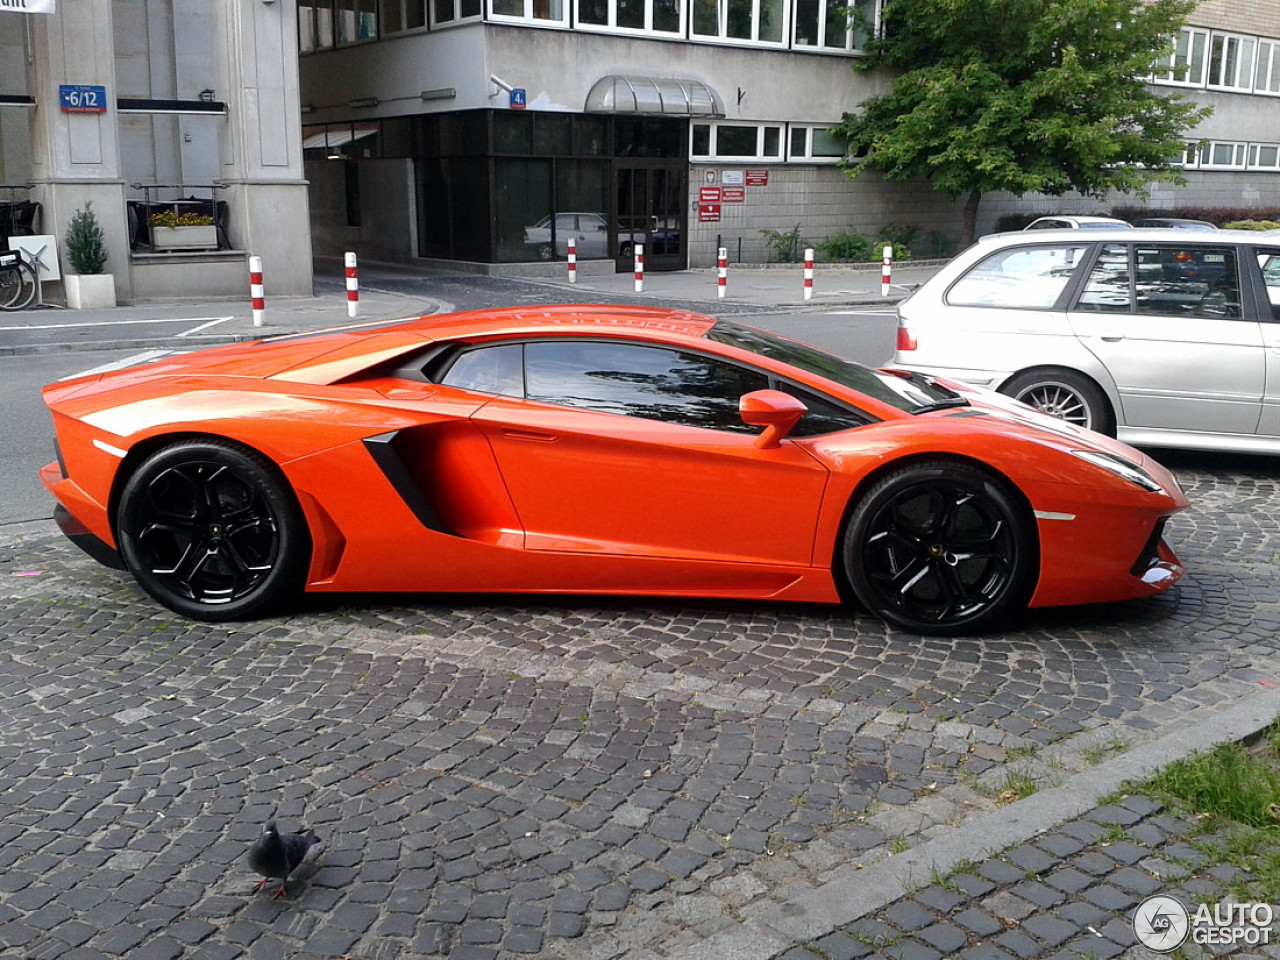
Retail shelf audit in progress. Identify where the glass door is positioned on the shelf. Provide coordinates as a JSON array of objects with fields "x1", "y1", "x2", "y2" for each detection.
[{"x1": 614, "y1": 162, "x2": 686, "y2": 271}]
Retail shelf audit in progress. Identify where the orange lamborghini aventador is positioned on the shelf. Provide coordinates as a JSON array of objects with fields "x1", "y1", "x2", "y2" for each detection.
[{"x1": 40, "y1": 306, "x2": 1188, "y2": 636}]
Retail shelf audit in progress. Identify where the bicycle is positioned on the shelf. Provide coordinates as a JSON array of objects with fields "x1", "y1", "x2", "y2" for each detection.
[{"x1": 0, "y1": 248, "x2": 38, "y2": 311}]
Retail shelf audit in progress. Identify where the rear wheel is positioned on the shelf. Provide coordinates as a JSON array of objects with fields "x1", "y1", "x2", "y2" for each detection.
[
  {"x1": 0, "y1": 261, "x2": 37, "y2": 311},
  {"x1": 116, "y1": 440, "x2": 310, "y2": 621},
  {"x1": 1001, "y1": 369, "x2": 1114, "y2": 436},
  {"x1": 843, "y1": 460, "x2": 1036, "y2": 636}
]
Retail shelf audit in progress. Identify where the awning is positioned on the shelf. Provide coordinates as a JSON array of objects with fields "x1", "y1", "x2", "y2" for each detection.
[
  {"x1": 585, "y1": 76, "x2": 724, "y2": 118},
  {"x1": 301, "y1": 126, "x2": 378, "y2": 150}
]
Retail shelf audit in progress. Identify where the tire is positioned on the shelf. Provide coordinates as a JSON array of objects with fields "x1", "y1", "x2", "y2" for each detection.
[
  {"x1": 1000, "y1": 368, "x2": 1114, "y2": 436},
  {"x1": 0, "y1": 262, "x2": 37, "y2": 311},
  {"x1": 619, "y1": 242, "x2": 634, "y2": 259},
  {"x1": 843, "y1": 460, "x2": 1037, "y2": 636},
  {"x1": 537, "y1": 243, "x2": 554, "y2": 262},
  {"x1": 116, "y1": 439, "x2": 311, "y2": 621}
]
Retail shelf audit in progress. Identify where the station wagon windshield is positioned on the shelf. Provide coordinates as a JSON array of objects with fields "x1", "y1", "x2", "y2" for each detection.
[{"x1": 707, "y1": 321, "x2": 962, "y2": 413}]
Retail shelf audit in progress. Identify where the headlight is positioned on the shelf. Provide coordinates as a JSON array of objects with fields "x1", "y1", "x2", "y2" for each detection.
[{"x1": 1071, "y1": 449, "x2": 1162, "y2": 493}]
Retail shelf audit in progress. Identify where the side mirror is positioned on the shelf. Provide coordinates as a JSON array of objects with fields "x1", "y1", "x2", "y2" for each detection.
[{"x1": 740, "y1": 389, "x2": 807, "y2": 449}]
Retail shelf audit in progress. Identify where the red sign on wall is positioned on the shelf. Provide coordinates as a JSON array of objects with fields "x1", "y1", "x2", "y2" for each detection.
[
  {"x1": 721, "y1": 186, "x2": 745, "y2": 203},
  {"x1": 698, "y1": 203, "x2": 722, "y2": 222},
  {"x1": 699, "y1": 186, "x2": 723, "y2": 203},
  {"x1": 745, "y1": 169, "x2": 769, "y2": 186}
]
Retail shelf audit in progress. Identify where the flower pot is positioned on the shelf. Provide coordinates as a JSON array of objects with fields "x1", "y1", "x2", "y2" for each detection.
[
  {"x1": 64, "y1": 273, "x2": 116, "y2": 309},
  {"x1": 152, "y1": 225, "x2": 218, "y2": 252}
]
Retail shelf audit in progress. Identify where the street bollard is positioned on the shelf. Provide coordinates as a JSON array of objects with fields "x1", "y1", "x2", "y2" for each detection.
[
  {"x1": 717, "y1": 247, "x2": 727, "y2": 299},
  {"x1": 345, "y1": 251, "x2": 359, "y2": 319},
  {"x1": 803, "y1": 248, "x2": 814, "y2": 301},
  {"x1": 634, "y1": 243, "x2": 645, "y2": 293},
  {"x1": 567, "y1": 236, "x2": 577, "y2": 284},
  {"x1": 881, "y1": 244, "x2": 893, "y2": 297},
  {"x1": 249, "y1": 256, "x2": 265, "y2": 327}
]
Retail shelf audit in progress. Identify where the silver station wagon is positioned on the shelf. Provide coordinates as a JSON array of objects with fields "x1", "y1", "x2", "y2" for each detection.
[{"x1": 893, "y1": 228, "x2": 1280, "y2": 454}]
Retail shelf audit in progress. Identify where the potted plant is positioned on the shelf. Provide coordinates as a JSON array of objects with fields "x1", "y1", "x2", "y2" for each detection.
[
  {"x1": 63, "y1": 202, "x2": 116, "y2": 309},
  {"x1": 150, "y1": 209, "x2": 218, "y2": 251}
]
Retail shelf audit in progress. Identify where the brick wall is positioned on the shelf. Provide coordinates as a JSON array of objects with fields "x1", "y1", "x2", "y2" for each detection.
[{"x1": 1187, "y1": 0, "x2": 1280, "y2": 37}]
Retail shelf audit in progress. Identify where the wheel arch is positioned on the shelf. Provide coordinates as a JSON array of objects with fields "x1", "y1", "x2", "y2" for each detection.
[
  {"x1": 830, "y1": 451, "x2": 1042, "y2": 601},
  {"x1": 996, "y1": 364, "x2": 1119, "y2": 423}
]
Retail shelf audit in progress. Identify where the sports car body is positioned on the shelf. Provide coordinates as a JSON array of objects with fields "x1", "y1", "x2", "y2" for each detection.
[{"x1": 41, "y1": 306, "x2": 1189, "y2": 635}]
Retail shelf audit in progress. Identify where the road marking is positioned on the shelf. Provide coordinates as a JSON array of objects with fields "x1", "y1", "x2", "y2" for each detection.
[
  {"x1": 60, "y1": 349, "x2": 174, "y2": 380},
  {"x1": 0, "y1": 316, "x2": 232, "y2": 332},
  {"x1": 177, "y1": 317, "x2": 233, "y2": 337}
]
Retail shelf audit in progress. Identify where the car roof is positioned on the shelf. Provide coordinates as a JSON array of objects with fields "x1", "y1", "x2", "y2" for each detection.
[{"x1": 980, "y1": 226, "x2": 1280, "y2": 245}]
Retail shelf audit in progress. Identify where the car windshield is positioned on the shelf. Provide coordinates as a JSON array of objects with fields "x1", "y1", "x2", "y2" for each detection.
[{"x1": 707, "y1": 321, "x2": 962, "y2": 413}]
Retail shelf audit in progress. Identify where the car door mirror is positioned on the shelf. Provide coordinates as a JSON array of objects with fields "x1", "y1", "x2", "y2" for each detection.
[{"x1": 740, "y1": 390, "x2": 807, "y2": 449}]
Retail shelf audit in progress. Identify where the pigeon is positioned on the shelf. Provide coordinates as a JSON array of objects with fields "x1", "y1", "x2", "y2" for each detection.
[{"x1": 247, "y1": 820, "x2": 323, "y2": 899}]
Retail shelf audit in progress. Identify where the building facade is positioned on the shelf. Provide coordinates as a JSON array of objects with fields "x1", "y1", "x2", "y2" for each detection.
[
  {"x1": 298, "y1": 0, "x2": 1280, "y2": 273},
  {"x1": 0, "y1": 0, "x2": 311, "y2": 303}
]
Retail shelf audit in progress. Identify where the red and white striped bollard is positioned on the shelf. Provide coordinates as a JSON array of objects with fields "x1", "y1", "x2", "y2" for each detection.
[
  {"x1": 803, "y1": 248, "x2": 814, "y2": 301},
  {"x1": 249, "y1": 256, "x2": 265, "y2": 327},
  {"x1": 881, "y1": 244, "x2": 893, "y2": 297},
  {"x1": 567, "y1": 236, "x2": 577, "y2": 284},
  {"x1": 717, "y1": 247, "x2": 727, "y2": 299},
  {"x1": 634, "y1": 243, "x2": 645, "y2": 293},
  {"x1": 345, "y1": 251, "x2": 359, "y2": 318}
]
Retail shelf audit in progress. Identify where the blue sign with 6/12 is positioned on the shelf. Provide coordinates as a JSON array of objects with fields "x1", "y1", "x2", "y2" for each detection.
[{"x1": 60, "y1": 85, "x2": 108, "y2": 113}]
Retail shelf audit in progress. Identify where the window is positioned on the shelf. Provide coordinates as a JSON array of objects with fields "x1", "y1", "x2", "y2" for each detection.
[
  {"x1": 1076, "y1": 245, "x2": 1241, "y2": 320},
  {"x1": 794, "y1": 0, "x2": 876, "y2": 52},
  {"x1": 577, "y1": 0, "x2": 681, "y2": 33},
  {"x1": 379, "y1": 0, "x2": 427, "y2": 30},
  {"x1": 946, "y1": 244, "x2": 1092, "y2": 309},
  {"x1": 431, "y1": 0, "x2": 480, "y2": 24},
  {"x1": 691, "y1": 0, "x2": 786, "y2": 45},
  {"x1": 524, "y1": 340, "x2": 768, "y2": 432},
  {"x1": 691, "y1": 122, "x2": 783, "y2": 161},
  {"x1": 780, "y1": 383, "x2": 869, "y2": 436},
  {"x1": 1256, "y1": 39, "x2": 1280, "y2": 95},
  {"x1": 1199, "y1": 140, "x2": 1248, "y2": 169},
  {"x1": 334, "y1": 0, "x2": 379, "y2": 41},
  {"x1": 491, "y1": 0, "x2": 567, "y2": 24},
  {"x1": 1257, "y1": 248, "x2": 1280, "y2": 321},
  {"x1": 440, "y1": 344, "x2": 525, "y2": 395},
  {"x1": 1151, "y1": 27, "x2": 1209, "y2": 85},
  {"x1": 788, "y1": 125, "x2": 849, "y2": 162},
  {"x1": 1250, "y1": 143, "x2": 1280, "y2": 170},
  {"x1": 1209, "y1": 33, "x2": 1256, "y2": 90}
]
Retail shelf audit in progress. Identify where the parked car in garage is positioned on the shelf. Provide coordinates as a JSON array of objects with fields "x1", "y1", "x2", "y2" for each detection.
[
  {"x1": 522, "y1": 213, "x2": 678, "y2": 260},
  {"x1": 891, "y1": 227, "x2": 1280, "y2": 453}
]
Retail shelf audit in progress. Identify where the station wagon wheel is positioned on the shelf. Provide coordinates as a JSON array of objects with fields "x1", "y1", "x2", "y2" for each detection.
[
  {"x1": 843, "y1": 460, "x2": 1036, "y2": 636},
  {"x1": 116, "y1": 439, "x2": 310, "y2": 621},
  {"x1": 1001, "y1": 369, "x2": 1115, "y2": 436}
]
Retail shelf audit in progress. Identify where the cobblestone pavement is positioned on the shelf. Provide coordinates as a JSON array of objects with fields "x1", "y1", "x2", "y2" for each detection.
[{"x1": 1, "y1": 452, "x2": 1279, "y2": 959}]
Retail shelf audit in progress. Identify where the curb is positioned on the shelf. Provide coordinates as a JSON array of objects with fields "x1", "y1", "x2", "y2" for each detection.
[{"x1": 682, "y1": 685, "x2": 1280, "y2": 960}]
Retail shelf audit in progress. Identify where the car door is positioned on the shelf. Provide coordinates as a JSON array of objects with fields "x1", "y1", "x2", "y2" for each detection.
[
  {"x1": 1253, "y1": 245, "x2": 1280, "y2": 438},
  {"x1": 464, "y1": 338, "x2": 831, "y2": 565},
  {"x1": 1068, "y1": 242, "x2": 1264, "y2": 434}
]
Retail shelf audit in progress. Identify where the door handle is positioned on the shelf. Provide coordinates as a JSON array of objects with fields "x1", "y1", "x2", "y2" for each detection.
[{"x1": 502, "y1": 428, "x2": 557, "y2": 442}]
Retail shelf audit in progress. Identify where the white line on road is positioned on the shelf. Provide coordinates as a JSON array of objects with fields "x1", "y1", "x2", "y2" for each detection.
[
  {"x1": 0, "y1": 316, "x2": 234, "y2": 332},
  {"x1": 176, "y1": 317, "x2": 233, "y2": 337},
  {"x1": 59, "y1": 350, "x2": 175, "y2": 380}
]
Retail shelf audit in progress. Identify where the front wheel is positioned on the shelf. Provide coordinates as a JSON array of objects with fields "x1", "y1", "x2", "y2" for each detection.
[
  {"x1": 0, "y1": 262, "x2": 37, "y2": 311},
  {"x1": 1000, "y1": 369, "x2": 1114, "y2": 436},
  {"x1": 843, "y1": 460, "x2": 1036, "y2": 636},
  {"x1": 116, "y1": 439, "x2": 310, "y2": 621}
]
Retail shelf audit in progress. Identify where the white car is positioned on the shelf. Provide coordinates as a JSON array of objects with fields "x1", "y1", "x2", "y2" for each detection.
[
  {"x1": 891, "y1": 227, "x2": 1280, "y2": 454},
  {"x1": 523, "y1": 213, "x2": 643, "y2": 260}
]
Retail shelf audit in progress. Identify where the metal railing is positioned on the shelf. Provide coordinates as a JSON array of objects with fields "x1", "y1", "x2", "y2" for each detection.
[{"x1": 128, "y1": 181, "x2": 229, "y2": 252}]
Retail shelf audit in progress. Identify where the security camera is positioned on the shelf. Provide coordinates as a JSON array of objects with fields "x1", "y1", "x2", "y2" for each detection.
[{"x1": 488, "y1": 75, "x2": 515, "y2": 94}]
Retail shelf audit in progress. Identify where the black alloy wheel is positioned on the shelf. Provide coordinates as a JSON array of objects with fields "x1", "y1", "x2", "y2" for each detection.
[
  {"x1": 844, "y1": 460, "x2": 1036, "y2": 636},
  {"x1": 116, "y1": 440, "x2": 310, "y2": 621}
]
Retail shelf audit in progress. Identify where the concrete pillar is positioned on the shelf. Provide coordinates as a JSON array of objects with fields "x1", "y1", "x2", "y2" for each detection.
[
  {"x1": 27, "y1": 0, "x2": 132, "y2": 302},
  {"x1": 218, "y1": 0, "x2": 313, "y2": 297}
]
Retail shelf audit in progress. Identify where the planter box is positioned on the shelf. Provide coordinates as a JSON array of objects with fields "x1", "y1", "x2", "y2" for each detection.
[
  {"x1": 64, "y1": 273, "x2": 116, "y2": 309},
  {"x1": 152, "y1": 225, "x2": 218, "y2": 252}
]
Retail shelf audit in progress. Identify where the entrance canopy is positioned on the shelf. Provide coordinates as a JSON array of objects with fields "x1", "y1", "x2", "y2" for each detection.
[{"x1": 585, "y1": 76, "x2": 724, "y2": 118}]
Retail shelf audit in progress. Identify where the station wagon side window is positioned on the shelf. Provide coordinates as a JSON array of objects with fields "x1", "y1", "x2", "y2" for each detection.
[
  {"x1": 1259, "y1": 248, "x2": 1280, "y2": 321},
  {"x1": 1076, "y1": 244, "x2": 1242, "y2": 319},
  {"x1": 524, "y1": 340, "x2": 769, "y2": 433},
  {"x1": 946, "y1": 243, "x2": 1091, "y2": 309}
]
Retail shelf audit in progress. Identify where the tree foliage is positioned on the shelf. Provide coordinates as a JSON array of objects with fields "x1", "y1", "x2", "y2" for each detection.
[
  {"x1": 65, "y1": 202, "x2": 109, "y2": 275},
  {"x1": 833, "y1": 0, "x2": 1212, "y2": 243}
]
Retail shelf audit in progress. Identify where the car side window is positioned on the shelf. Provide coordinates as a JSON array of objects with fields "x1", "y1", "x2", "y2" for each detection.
[
  {"x1": 1258, "y1": 249, "x2": 1280, "y2": 321},
  {"x1": 524, "y1": 340, "x2": 768, "y2": 433},
  {"x1": 1076, "y1": 244, "x2": 1243, "y2": 319},
  {"x1": 439, "y1": 343, "x2": 525, "y2": 396},
  {"x1": 777, "y1": 383, "x2": 871, "y2": 437},
  {"x1": 946, "y1": 244, "x2": 1091, "y2": 309},
  {"x1": 1076, "y1": 244, "x2": 1131, "y2": 312}
]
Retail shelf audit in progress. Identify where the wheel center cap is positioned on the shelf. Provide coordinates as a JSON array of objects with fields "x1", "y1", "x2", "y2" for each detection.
[{"x1": 210, "y1": 524, "x2": 223, "y2": 538}]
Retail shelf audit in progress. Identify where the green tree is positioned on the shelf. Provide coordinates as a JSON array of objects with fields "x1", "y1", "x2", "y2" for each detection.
[{"x1": 833, "y1": 0, "x2": 1211, "y2": 245}]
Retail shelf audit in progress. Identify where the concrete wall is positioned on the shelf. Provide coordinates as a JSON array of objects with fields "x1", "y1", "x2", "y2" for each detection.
[{"x1": 306, "y1": 156, "x2": 418, "y2": 262}]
